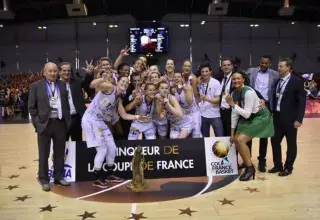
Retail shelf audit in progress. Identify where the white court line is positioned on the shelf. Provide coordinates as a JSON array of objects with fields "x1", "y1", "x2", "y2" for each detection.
[
  {"x1": 193, "y1": 175, "x2": 213, "y2": 197},
  {"x1": 75, "y1": 180, "x2": 131, "y2": 200},
  {"x1": 130, "y1": 203, "x2": 137, "y2": 215}
]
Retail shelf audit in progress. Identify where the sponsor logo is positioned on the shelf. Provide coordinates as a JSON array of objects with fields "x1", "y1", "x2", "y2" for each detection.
[
  {"x1": 209, "y1": 140, "x2": 235, "y2": 175},
  {"x1": 48, "y1": 148, "x2": 73, "y2": 179}
]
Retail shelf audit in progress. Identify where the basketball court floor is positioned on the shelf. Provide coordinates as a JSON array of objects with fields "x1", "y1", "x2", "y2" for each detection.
[{"x1": 0, "y1": 118, "x2": 319, "y2": 220}]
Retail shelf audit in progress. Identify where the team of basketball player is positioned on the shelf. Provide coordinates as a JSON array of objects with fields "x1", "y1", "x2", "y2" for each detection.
[
  {"x1": 82, "y1": 53, "x2": 210, "y2": 188},
  {"x1": 82, "y1": 45, "x2": 305, "y2": 188}
]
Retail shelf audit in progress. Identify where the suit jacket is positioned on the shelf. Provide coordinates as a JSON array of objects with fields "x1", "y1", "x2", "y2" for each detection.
[
  {"x1": 81, "y1": 74, "x2": 95, "y2": 100},
  {"x1": 273, "y1": 75, "x2": 306, "y2": 126},
  {"x1": 247, "y1": 67, "x2": 280, "y2": 109},
  {"x1": 67, "y1": 78, "x2": 86, "y2": 117},
  {"x1": 28, "y1": 79, "x2": 72, "y2": 134}
]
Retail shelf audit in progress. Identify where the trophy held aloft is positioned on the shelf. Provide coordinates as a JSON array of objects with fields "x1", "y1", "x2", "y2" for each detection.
[{"x1": 126, "y1": 145, "x2": 148, "y2": 192}]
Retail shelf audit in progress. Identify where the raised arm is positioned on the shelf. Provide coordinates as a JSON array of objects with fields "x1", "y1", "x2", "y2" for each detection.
[
  {"x1": 90, "y1": 78, "x2": 114, "y2": 94},
  {"x1": 166, "y1": 95, "x2": 183, "y2": 118},
  {"x1": 125, "y1": 92, "x2": 142, "y2": 112},
  {"x1": 184, "y1": 84, "x2": 194, "y2": 106},
  {"x1": 114, "y1": 47, "x2": 130, "y2": 70},
  {"x1": 118, "y1": 98, "x2": 150, "y2": 121}
]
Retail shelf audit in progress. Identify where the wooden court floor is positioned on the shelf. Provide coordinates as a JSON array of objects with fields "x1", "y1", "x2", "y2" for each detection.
[{"x1": 0, "y1": 118, "x2": 319, "y2": 220}]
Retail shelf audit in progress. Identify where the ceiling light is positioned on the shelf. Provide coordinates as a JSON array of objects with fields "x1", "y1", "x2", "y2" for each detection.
[
  {"x1": 0, "y1": 24, "x2": 3, "y2": 28},
  {"x1": 43, "y1": 26, "x2": 47, "y2": 29},
  {"x1": 38, "y1": 26, "x2": 42, "y2": 29},
  {"x1": 153, "y1": 20, "x2": 156, "y2": 23},
  {"x1": 109, "y1": 25, "x2": 114, "y2": 28},
  {"x1": 317, "y1": 24, "x2": 320, "y2": 28},
  {"x1": 254, "y1": 24, "x2": 259, "y2": 27},
  {"x1": 185, "y1": 24, "x2": 190, "y2": 27},
  {"x1": 201, "y1": 21, "x2": 205, "y2": 25},
  {"x1": 250, "y1": 24, "x2": 254, "y2": 27},
  {"x1": 180, "y1": 24, "x2": 185, "y2": 27},
  {"x1": 93, "y1": 22, "x2": 96, "y2": 26},
  {"x1": 114, "y1": 25, "x2": 118, "y2": 28},
  {"x1": 291, "y1": 22, "x2": 295, "y2": 24}
]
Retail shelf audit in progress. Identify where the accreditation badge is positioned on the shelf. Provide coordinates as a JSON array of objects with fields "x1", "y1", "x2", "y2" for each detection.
[
  {"x1": 276, "y1": 93, "x2": 280, "y2": 98},
  {"x1": 49, "y1": 97, "x2": 58, "y2": 108}
]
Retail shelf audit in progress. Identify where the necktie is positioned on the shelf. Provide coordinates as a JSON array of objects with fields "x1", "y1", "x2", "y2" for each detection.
[
  {"x1": 50, "y1": 82, "x2": 54, "y2": 97},
  {"x1": 274, "y1": 79, "x2": 284, "y2": 110},
  {"x1": 54, "y1": 83, "x2": 62, "y2": 119},
  {"x1": 222, "y1": 76, "x2": 228, "y2": 93}
]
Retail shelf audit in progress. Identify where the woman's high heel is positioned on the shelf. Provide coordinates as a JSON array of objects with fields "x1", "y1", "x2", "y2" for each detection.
[{"x1": 239, "y1": 165, "x2": 255, "y2": 181}]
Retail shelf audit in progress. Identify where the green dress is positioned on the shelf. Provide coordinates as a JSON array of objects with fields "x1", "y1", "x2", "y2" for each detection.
[{"x1": 232, "y1": 86, "x2": 274, "y2": 138}]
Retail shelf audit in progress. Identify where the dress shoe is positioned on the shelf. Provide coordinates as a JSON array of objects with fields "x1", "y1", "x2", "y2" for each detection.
[
  {"x1": 42, "y1": 183, "x2": 50, "y2": 192},
  {"x1": 258, "y1": 163, "x2": 266, "y2": 172},
  {"x1": 54, "y1": 179, "x2": 71, "y2": 186},
  {"x1": 268, "y1": 167, "x2": 283, "y2": 173},
  {"x1": 239, "y1": 165, "x2": 255, "y2": 181},
  {"x1": 279, "y1": 169, "x2": 292, "y2": 177}
]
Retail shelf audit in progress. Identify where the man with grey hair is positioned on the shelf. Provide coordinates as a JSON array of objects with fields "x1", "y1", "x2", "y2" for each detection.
[{"x1": 28, "y1": 62, "x2": 72, "y2": 191}]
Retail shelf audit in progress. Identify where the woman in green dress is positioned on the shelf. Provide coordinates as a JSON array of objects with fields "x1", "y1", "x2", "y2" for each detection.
[{"x1": 226, "y1": 71, "x2": 274, "y2": 181}]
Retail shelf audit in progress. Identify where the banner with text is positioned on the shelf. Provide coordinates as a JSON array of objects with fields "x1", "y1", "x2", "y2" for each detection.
[
  {"x1": 48, "y1": 141, "x2": 76, "y2": 182},
  {"x1": 204, "y1": 137, "x2": 238, "y2": 176},
  {"x1": 75, "y1": 138, "x2": 207, "y2": 181}
]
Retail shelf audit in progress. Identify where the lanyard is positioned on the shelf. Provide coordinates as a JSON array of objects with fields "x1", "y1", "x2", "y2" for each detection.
[
  {"x1": 222, "y1": 75, "x2": 231, "y2": 93},
  {"x1": 45, "y1": 80, "x2": 59, "y2": 98},
  {"x1": 201, "y1": 78, "x2": 210, "y2": 96},
  {"x1": 277, "y1": 77, "x2": 290, "y2": 94}
]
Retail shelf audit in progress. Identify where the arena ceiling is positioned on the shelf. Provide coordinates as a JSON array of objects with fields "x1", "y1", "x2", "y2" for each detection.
[{"x1": 1, "y1": 0, "x2": 320, "y2": 23}]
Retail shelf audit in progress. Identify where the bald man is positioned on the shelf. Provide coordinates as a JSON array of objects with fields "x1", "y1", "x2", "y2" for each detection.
[{"x1": 28, "y1": 62, "x2": 72, "y2": 192}]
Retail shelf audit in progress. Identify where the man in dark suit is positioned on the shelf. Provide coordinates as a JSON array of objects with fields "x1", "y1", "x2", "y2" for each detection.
[
  {"x1": 28, "y1": 62, "x2": 72, "y2": 191},
  {"x1": 59, "y1": 62, "x2": 86, "y2": 141},
  {"x1": 246, "y1": 55, "x2": 280, "y2": 172},
  {"x1": 269, "y1": 58, "x2": 306, "y2": 176},
  {"x1": 219, "y1": 58, "x2": 235, "y2": 136}
]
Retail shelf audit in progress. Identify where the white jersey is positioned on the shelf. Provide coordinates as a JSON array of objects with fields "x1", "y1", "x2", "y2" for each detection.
[
  {"x1": 84, "y1": 86, "x2": 118, "y2": 122},
  {"x1": 135, "y1": 95, "x2": 154, "y2": 123},
  {"x1": 164, "y1": 94, "x2": 194, "y2": 138},
  {"x1": 173, "y1": 87, "x2": 198, "y2": 115},
  {"x1": 165, "y1": 94, "x2": 192, "y2": 126}
]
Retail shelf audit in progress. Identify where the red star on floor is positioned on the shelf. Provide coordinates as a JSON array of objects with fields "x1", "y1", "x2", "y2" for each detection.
[
  {"x1": 179, "y1": 207, "x2": 197, "y2": 216},
  {"x1": 127, "y1": 213, "x2": 147, "y2": 220}
]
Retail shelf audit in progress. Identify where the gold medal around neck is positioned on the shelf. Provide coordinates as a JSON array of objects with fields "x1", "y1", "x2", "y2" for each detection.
[{"x1": 50, "y1": 97, "x2": 56, "y2": 102}]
